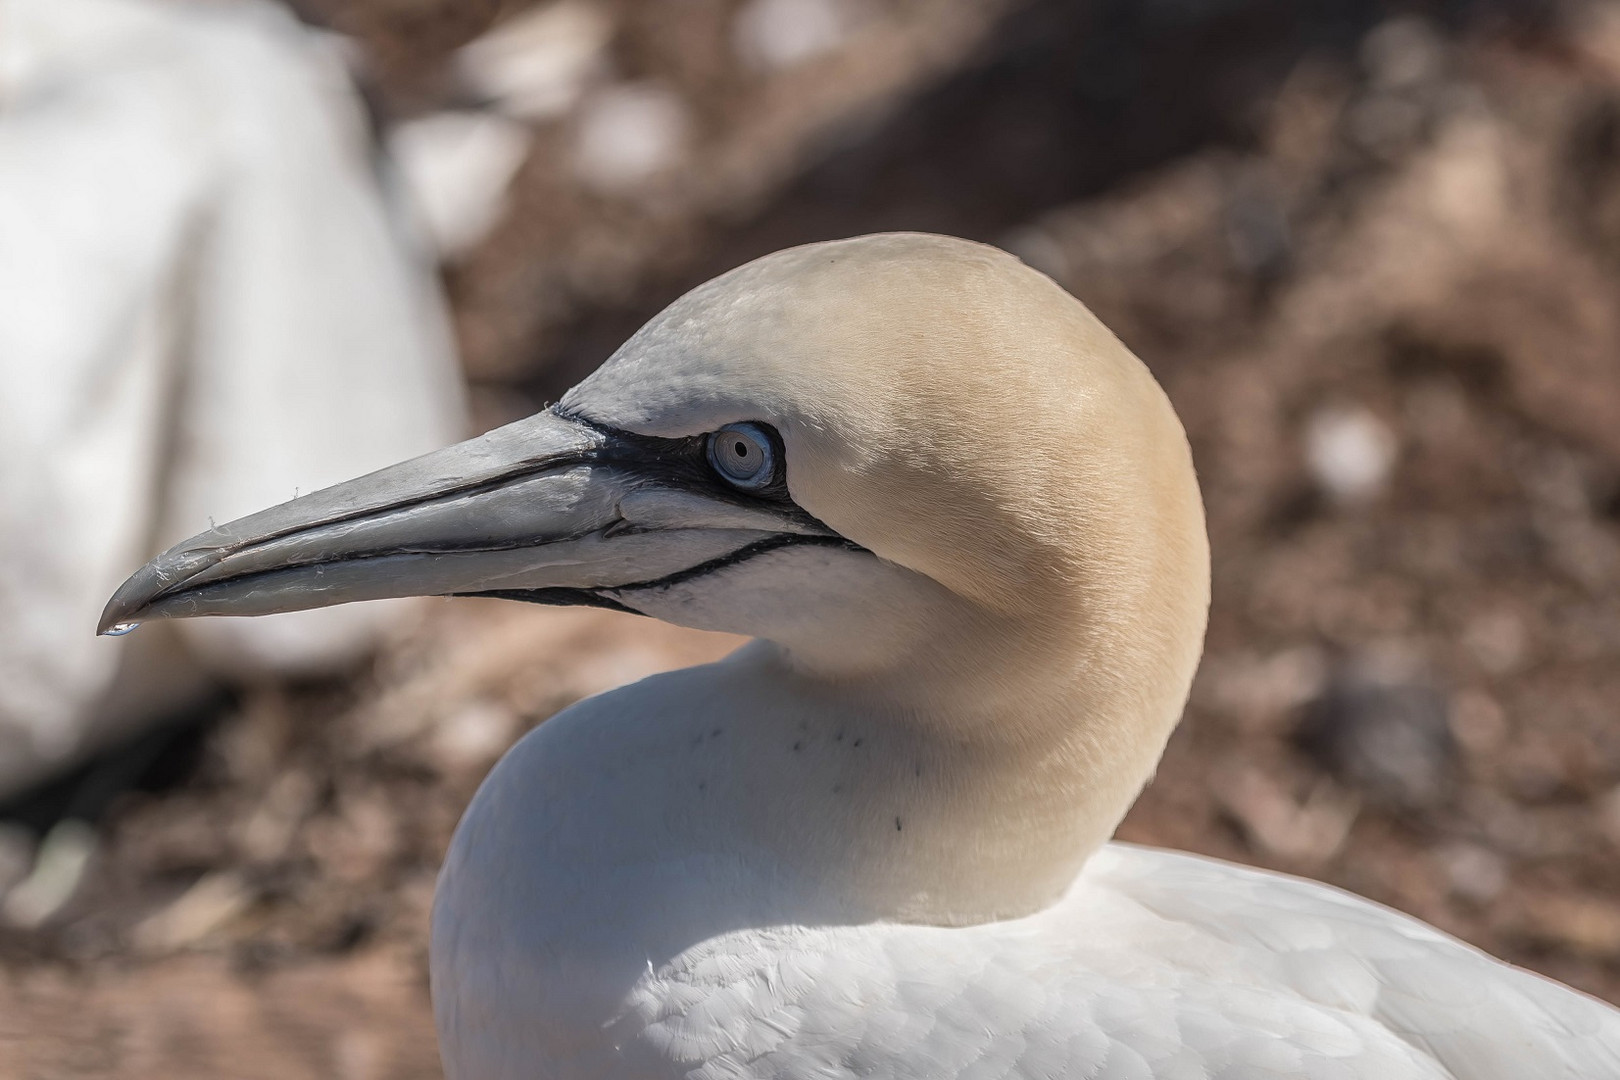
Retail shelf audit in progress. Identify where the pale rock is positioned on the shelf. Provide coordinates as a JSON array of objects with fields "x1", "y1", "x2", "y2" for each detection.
[
  {"x1": 390, "y1": 110, "x2": 531, "y2": 259},
  {"x1": 573, "y1": 83, "x2": 689, "y2": 194},
  {"x1": 1304, "y1": 404, "x2": 1397, "y2": 502},
  {"x1": 133, "y1": 871, "x2": 251, "y2": 953},
  {"x1": 2, "y1": 819, "x2": 95, "y2": 928},
  {"x1": 1360, "y1": 16, "x2": 1444, "y2": 90},
  {"x1": 1462, "y1": 610, "x2": 1528, "y2": 675},
  {"x1": 432, "y1": 699, "x2": 519, "y2": 772},
  {"x1": 733, "y1": 0, "x2": 855, "y2": 72},
  {"x1": 1439, "y1": 842, "x2": 1506, "y2": 904},
  {"x1": 457, "y1": 0, "x2": 613, "y2": 121}
]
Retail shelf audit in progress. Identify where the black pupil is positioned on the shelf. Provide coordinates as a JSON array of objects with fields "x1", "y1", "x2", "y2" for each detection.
[{"x1": 733, "y1": 440, "x2": 749, "y2": 458}]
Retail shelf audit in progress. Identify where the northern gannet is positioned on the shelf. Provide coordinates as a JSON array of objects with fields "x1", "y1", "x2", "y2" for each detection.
[{"x1": 101, "y1": 235, "x2": 1620, "y2": 1078}]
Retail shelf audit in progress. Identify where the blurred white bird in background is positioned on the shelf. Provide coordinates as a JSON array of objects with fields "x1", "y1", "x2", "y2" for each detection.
[{"x1": 0, "y1": 0, "x2": 467, "y2": 799}]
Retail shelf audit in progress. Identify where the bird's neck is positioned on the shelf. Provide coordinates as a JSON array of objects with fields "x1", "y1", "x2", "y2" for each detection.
[{"x1": 716, "y1": 628, "x2": 1186, "y2": 926}]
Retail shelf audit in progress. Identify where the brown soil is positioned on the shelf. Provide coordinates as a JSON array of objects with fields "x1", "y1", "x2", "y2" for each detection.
[{"x1": 4, "y1": 1, "x2": 1619, "y2": 1076}]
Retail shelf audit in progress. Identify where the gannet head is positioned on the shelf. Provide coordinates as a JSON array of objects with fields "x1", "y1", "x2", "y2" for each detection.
[{"x1": 102, "y1": 235, "x2": 1208, "y2": 894}]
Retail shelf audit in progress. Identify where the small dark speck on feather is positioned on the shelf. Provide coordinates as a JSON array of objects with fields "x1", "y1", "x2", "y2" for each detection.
[
  {"x1": 697, "y1": 781, "x2": 706, "y2": 791},
  {"x1": 853, "y1": 739, "x2": 863, "y2": 748},
  {"x1": 835, "y1": 731, "x2": 844, "y2": 742},
  {"x1": 711, "y1": 727, "x2": 723, "y2": 737},
  {"x1": 792, "y1": 741, "x2": 802, "y2": 752},
  {"x1": 895, "y1": 818, "x2": 903, "y2": 831}
]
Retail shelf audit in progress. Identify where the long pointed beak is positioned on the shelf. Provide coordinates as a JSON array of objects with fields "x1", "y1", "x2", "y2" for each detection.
[{"x1": 99, "y1": 409, "x2": 830, "y2": 634}]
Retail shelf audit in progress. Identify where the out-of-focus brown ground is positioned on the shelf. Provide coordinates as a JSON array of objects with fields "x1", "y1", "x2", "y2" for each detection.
[{"x1": 4, "y1": 1, "x2": 1620, "y2": 1076}]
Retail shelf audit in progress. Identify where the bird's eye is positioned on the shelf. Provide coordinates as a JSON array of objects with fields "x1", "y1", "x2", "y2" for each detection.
[{"x1": 707, "y1": 422, "x2": 776, "y2": 490}]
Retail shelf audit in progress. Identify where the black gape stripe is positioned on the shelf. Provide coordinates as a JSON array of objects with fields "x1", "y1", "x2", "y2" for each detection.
[
  {"x1": 469, "y1": 588, "x2": 644, "y2": 615},
  {"x1": 468, "y1": 533, "x2": 864, "y2": 616},
  {"x1": 616, "y1": 532, "x2": 861, "y2": 591}
]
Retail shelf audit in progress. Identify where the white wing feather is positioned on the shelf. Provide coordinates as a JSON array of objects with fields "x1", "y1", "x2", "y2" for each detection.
[{"x1": 595, "y1": 846, "x2": 1620, "y2": 1079}]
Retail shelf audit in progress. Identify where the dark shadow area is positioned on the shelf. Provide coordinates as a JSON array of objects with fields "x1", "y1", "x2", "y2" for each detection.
[
  {"x1": 524, "y1": 0, "x2": 1558, "y2": 401},
  {"x1": 0, "y1": 693, "x2": 231, "y2": 836}
]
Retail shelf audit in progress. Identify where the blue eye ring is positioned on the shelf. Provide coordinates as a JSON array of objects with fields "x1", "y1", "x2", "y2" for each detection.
[{"x1": 707, "y1": 422, "x2": 776, "y2": 490}]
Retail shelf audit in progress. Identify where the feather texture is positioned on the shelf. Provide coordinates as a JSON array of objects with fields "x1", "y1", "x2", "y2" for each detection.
[{"x1": 441, "y1": 836, "x2": 1620, "y2": 1078}]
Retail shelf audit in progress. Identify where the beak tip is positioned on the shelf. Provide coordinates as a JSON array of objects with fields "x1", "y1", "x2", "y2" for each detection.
[
  {"x1": 94, "y1": 410, "x2": 622, "y2": 635},
  {"x1": 98, "y1": 582, "x2": 148, "y2": 636},
  {"x1": 98, "y1": 561, "x2": 176, "y2": 636},
  {"x1": 98, "y1": 540, "x2": 237, "y2": 637}
]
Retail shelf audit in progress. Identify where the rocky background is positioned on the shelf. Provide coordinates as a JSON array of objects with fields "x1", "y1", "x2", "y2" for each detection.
[{"x1": 3, "y1": 0, "x2": 1620, "y2": 1075}]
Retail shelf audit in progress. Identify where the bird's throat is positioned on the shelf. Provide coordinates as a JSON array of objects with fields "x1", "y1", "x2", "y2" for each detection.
[{"x1": 708, "y1": 645, "x2": 1171, "y2": 926}]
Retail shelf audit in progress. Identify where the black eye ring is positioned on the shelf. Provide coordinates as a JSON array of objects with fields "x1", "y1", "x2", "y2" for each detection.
[{"x1": 707, "y1": 422, "x2": 777, "y2": 491}]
